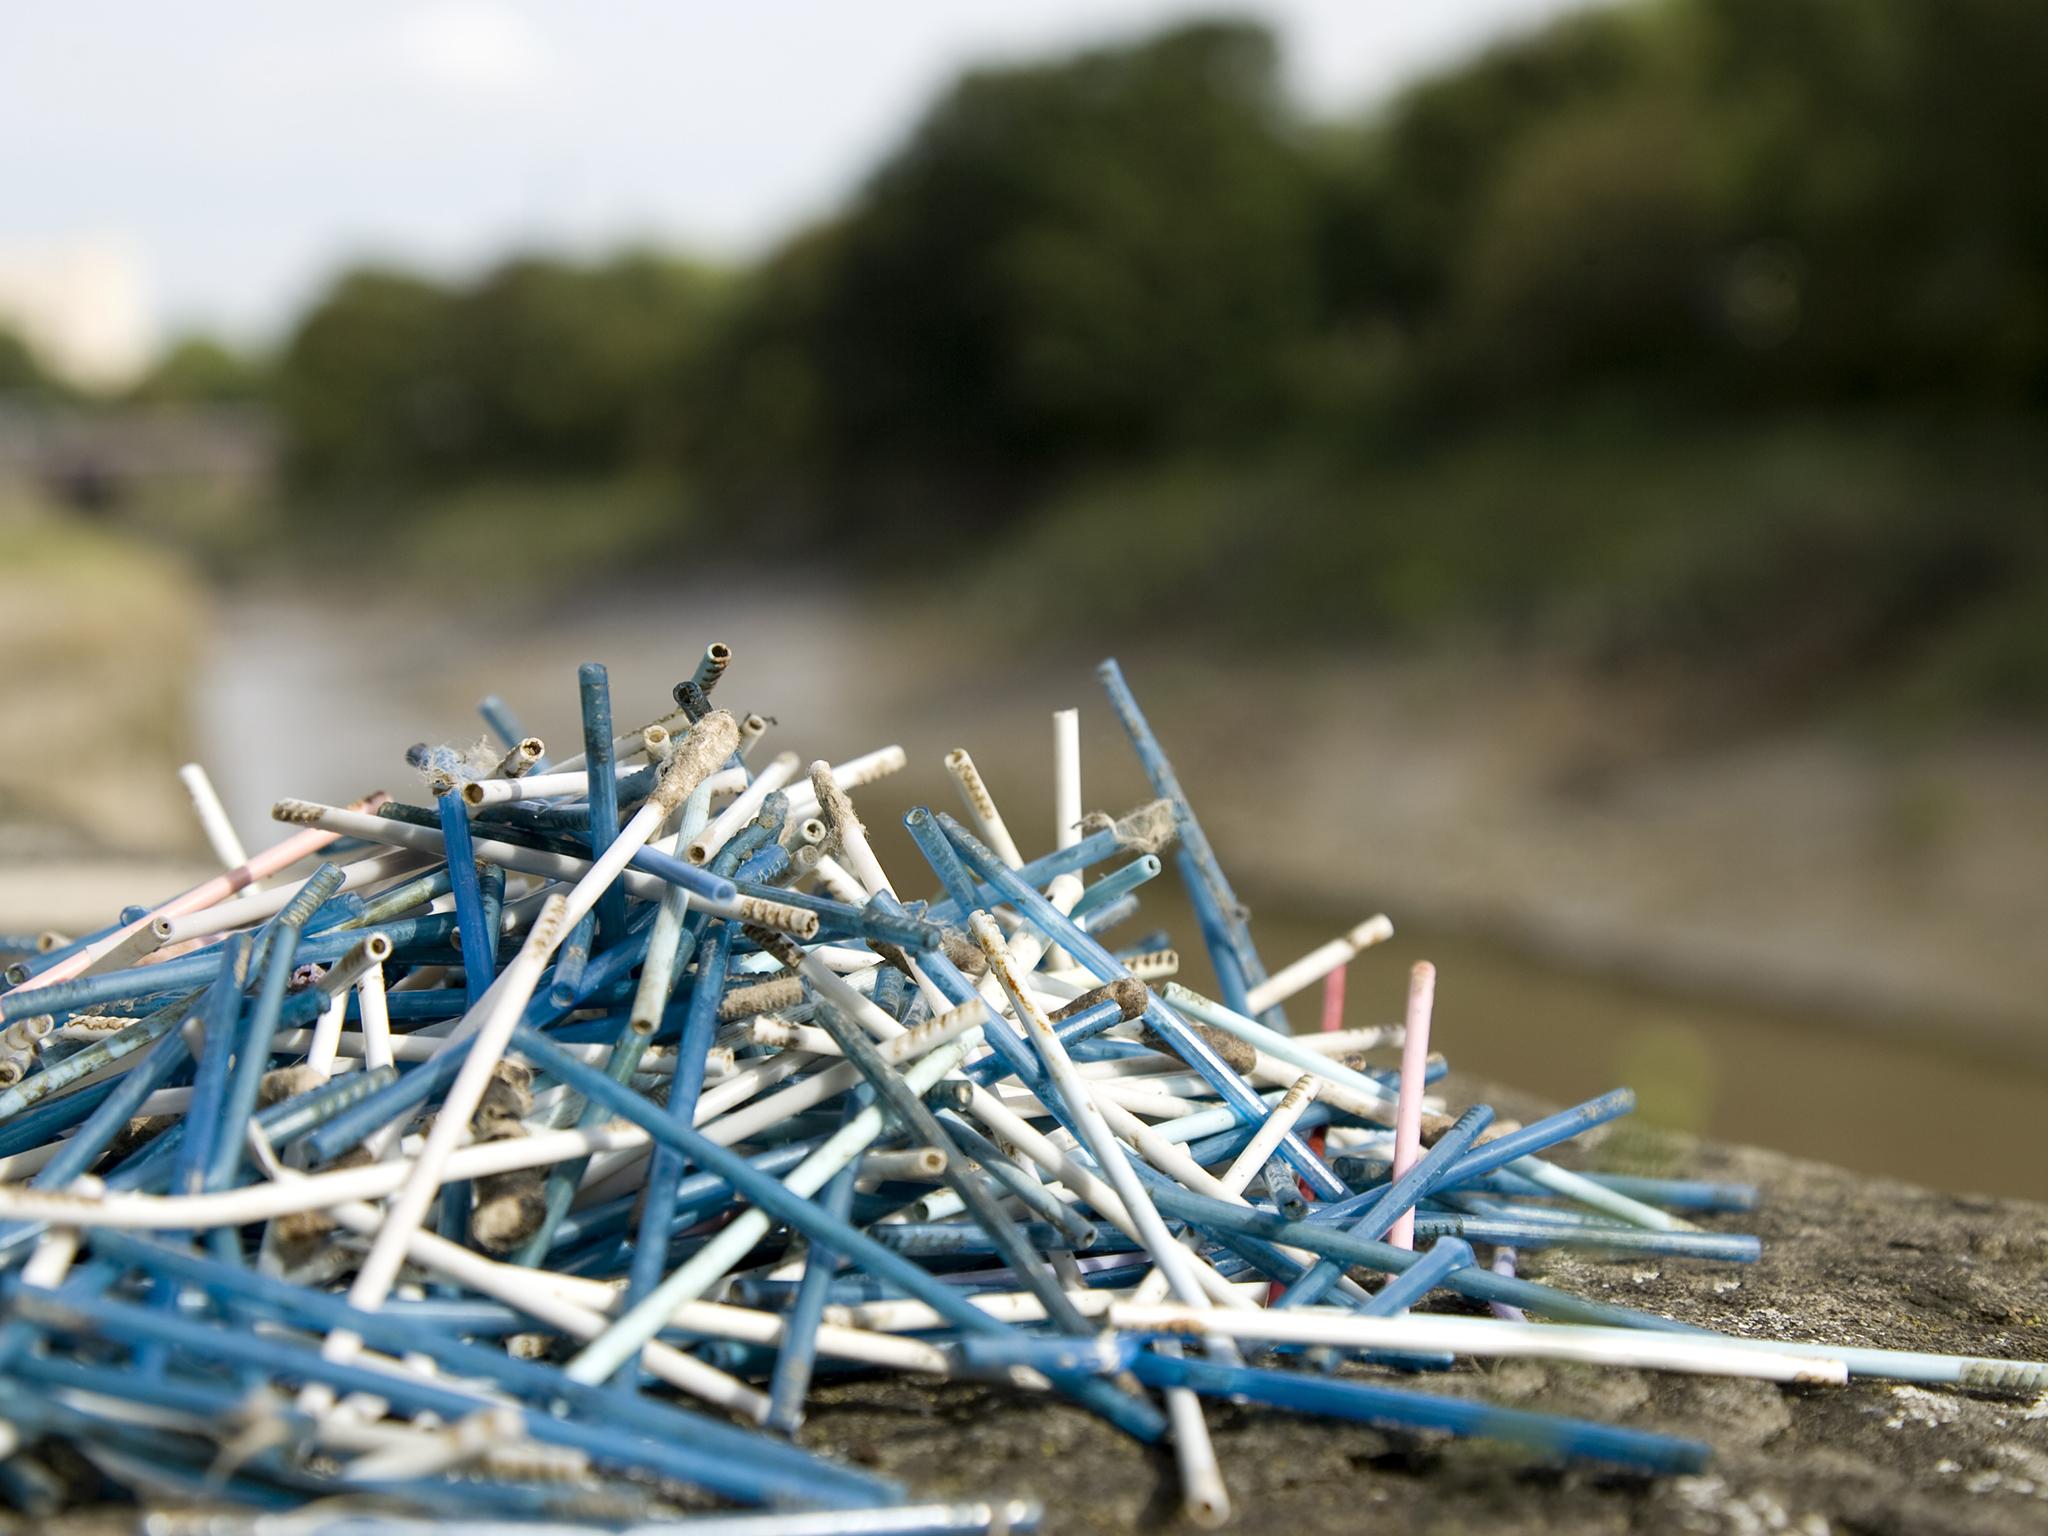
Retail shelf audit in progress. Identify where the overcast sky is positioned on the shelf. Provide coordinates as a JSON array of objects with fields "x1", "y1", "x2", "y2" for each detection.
[{"x1": 1, "y1": 1, "x2": 1593, "y2": 341}]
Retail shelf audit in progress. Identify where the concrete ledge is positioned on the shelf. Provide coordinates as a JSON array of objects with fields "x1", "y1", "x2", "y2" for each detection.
[{"x1": 796, "y1": 1077, "x2": 2048, "y2": 1534}]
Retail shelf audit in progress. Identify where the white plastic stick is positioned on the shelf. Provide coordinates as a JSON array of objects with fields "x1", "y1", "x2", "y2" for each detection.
[
  {"x1": 780, "y1": 746, "x2": 909, "y2": 824},
  {"x1": 686, "y1": 752, "x2": 799, "y2": 864},
  {"x1": 178, "y1": 763, "x2": 252, "y2": 875},
  {"x1": 0, "y1": 1123, "x2": 677, "y2": 1230},
  {"x1": 544, "y1": 707, "x2": 695, "y2": 777},
  {"x1": 353, "y1": 957, "x2": 400, "y2": 1160},
  {"x1": 1160, "y1": 1338, "x2": 1229, "y2": 1528},
  {"x1": 336, "y1": 894, "x2": 571, "y2": 1347},
  {"x1": 563, "y1": 1031, "x2": 980, "y2": 1385},
  {"x1": 1244, "y1": 917, "x2": 1395, "y2": 1016},
  {"x1": 1053, "y1": 709, "x2": 1082, "y2": 850},
  {"x1": 462, "y1": 760, "x2": 742, "y2": 810},
  {"x1": 972, "y1": 912, "x2": 1211, "y2": 1313},
  {"x1": 809, "y1": 761, "x2": 893, "y2": 899},
  {"x1": 154, "y1": 850, "x2": 429, "y2": 947},
  {"x1": 829, "y1": 1285, "x2": 1269, "y2": 1335},
  {"x1": 957, "y1": 1090, "x2": 1248, "y2": 1313},
  {"x1": 1216, "y1": 1075, "x2": 1320, "y2": 1199},
  {"x1": 314, "y1": 1186, "x2": 770, "y2": 1419},
  {"x1": 270, "y1": 797, "x2": 812, "y2": 939},
  {"x1": 945, "y1": 749, "x2": 1024, "y2": 868},
  {"x1": 1165, "y1": 985, "x2": 1398, "y2": 1112},
  {"x1": 1293, "y1": 1026, "x2": 1402, "y2": 1056},
  {"x1": 14, "y1": 796, "x2": 389, "y2": 994},
  {"x1": 1105, "y1": 1306, "x2": 1848, "y2": 1384},
  {"x1": 1389, "y1": 961, "x2": 1435, "y2": 1250}
]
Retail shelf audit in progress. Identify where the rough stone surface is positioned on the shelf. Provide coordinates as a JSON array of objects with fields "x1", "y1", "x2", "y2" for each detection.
[
  {"x1": 793, "y1": 1076, "x2": 2048, "y2": 1534},
  {"x1": 14, "y1": 1080, "x2": 2047, "y2": 1534}
]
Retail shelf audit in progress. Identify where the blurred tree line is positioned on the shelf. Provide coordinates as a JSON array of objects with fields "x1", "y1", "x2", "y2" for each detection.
[
  {"x1": 137, "y1": 0, "x2": 2048, "y2": 716},
  {"x1": 0, "y1": 326, "x2": 77, "y2": 401}
]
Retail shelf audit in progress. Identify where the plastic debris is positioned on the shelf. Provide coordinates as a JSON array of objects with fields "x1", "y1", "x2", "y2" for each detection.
[{"x1": 0, "y1": 649, "x2": 2038, "y2": 1531}]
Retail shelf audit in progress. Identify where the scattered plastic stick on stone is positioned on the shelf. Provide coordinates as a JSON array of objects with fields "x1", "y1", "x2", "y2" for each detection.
[{"x1": 0, "y1": 649, "x2": 2041, "y2": 1530}]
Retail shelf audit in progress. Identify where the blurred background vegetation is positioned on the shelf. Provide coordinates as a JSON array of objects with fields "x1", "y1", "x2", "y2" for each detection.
[{"x1": 10, "y1": 0, "x2": 2045, "y2": 728}]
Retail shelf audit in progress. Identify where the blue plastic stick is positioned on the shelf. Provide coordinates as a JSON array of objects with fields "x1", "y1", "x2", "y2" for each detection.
[
  {"x1": 578, "y1": 661, "x2": 628, "y2": 946},
  {"x1": 1127, "y1": 1349, "x2": 1709, "y2": 1474},
  {"x1": 1276, "y1": 1103, "x2": 1495, "y2": 1308},
  {"x1": 206, "y1": 864, "x2": 347, "y2": 1192},
  {"x1": 510, "y1": 1024, "x2": 1169, "y2": 1443},
  {"x1": 1097, "y1": 658, "x2": 1288, "y2": 1033},
  {"x1": 626, "y1": 920, "x2": 731, "y2": 1309},
  {"x1": 936, "y1": 811, "x2": 1344, "y2": 1200}
]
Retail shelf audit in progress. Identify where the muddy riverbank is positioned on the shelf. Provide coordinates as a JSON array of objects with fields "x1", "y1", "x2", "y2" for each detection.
[{"x1": 4, "y1": 577, "x2": 2045, "y2": 1198}]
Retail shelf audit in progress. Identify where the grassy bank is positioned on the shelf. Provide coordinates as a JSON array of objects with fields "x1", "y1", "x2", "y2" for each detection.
[
  {"x1": 0, "y1": 499, "x2": 206, "y2": 850},
  {"x1": 969, "y1": 412, "x2": 2048, "y2": 729},
  {"x1": 96, "y1": 409, "x2": 2048, "y2": 736}
]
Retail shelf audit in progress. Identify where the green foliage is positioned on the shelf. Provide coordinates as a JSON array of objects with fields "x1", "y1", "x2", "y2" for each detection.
[
  {"x1": 0, "y1": 325, "x2": 64, "y2": 399},
  {"x1": 684, "y1": 22, "x2": 1321, "y2": 537},
  {"x1": 1452, "y1": 94, "x2": 1718, "y2": 394},
  {"x1": 443, "y1": 253, "x2": 719, "y2": 471},
  {"x1": 264, "y1": 5, "x2": 2048, "y2": 496},
  {"x1": 987, "y1": 413, "x2": 2048, "y2": 719},
  {"x1": 379, "y1": 474, "x2": 690, "y2": 593},
  {"x1": 276, "y1": 267, "x2": 458, "y2": 483},
  {"x1": 128, "y1": 334, "x2": 266, "y2": 405},
  {"x1": 1312, "y1": 0, "x2": 2048, "y2": 412},
  {"x1": 227, "y1": 4, "x2": 2048, "y2": 718},
  {"x1": 275, "y1": 253, "x2": 719, "y2": 486},
  {"x1": 1316, "y1": 4, "x2": 1652, "y2": 333},
  {"x1": 1688, "y1": 0, "x2": 2048, "y2": 398}
]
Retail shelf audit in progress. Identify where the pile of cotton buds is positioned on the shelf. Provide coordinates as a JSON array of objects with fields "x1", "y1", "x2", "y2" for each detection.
[{"x1": 0, "y1": 649, "x2": 2032, "y2": 1533}]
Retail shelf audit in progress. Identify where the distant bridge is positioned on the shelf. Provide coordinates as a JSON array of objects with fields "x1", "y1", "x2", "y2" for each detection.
[{"x1": 0, "y1": 397, "x2": 276, "y2": 512}]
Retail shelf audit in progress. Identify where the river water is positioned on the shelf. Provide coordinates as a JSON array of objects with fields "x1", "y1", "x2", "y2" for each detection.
[{"x1": 182, "y1": 587, "x2": 2047, "y2": 1201}]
